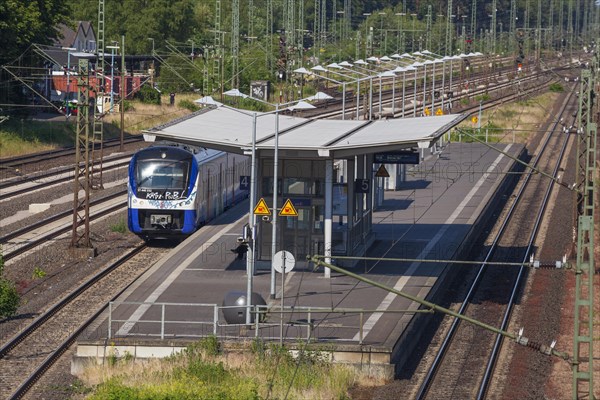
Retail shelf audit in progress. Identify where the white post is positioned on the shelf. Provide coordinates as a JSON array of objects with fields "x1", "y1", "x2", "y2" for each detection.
[
  {"x1": 422, "y1": 63, "x2": 427, "y2": 115},
  {"x1": 431, "y1": 61, "x2": 436, "y2": 114},
  {"x1": 402, "y1": 70, "x2": 406, "y2": 117},
  {"x1": 378, "y1": 75, "x2": 383, "y2": 117},
  {"x1": 413, "y1": 66, "x2": 417, "y2": 117},
  {"x1": 356, "y1": 79, "x2": 361, "y2": 120},
  {"x1": 246, "y1": 112, "x2": 257, "y2": 324},
  {"x1": 342, "y1": 82, "x2": 346, "y2": 120},
  {"x1": 270, "y1": 104, "x2": 280, "y2": 299},
  {"x1": 324, "y1": 159, "x2": 333, "y2": 278},
  {"x1": 110, "y1": 48, "x2": 115, "y2": 113},
  {"x1": 391, "y1": 75, "x2": 396, "y2": 115},
  {"x1": 441, "y1": 60, "x2": 446, "y2": 111}
]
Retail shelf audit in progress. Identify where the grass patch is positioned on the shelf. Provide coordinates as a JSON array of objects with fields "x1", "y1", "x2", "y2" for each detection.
[
  {"x1": 452, "y1": 91, "x2": 560, "y2": 144},
  {"x1": 110, "y1": 218, "x2": 127, "y2": 234},
  {"x1": 81, "y1": 338, "x2": 375, "y2": 400},
  {"x1": 549, "y1": 82, "x2": 564, "y2": 92},
  {"x1": 0, "y1": 118, "x2": 122, "y2": 158}
]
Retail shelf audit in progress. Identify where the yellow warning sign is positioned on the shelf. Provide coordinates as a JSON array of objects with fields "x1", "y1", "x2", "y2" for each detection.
[
  {"x1": 279, "y1": 199, "x2": 298, "y2": 217},
  {"x1": 471, "y1": 116, "x2": 478, "y2": 124},
  {"x1": 424, "y1": 107, "x2": 431, "y2": 116},
  {"x1": 375, "y1": 164, "x2": 390, "y2": 178},
  {"x1": 436, "y1": 108, "x2": 444, "y2": 116},
  {"x1": 253, "y1": 198, "x2": 271, "y2": 216}
]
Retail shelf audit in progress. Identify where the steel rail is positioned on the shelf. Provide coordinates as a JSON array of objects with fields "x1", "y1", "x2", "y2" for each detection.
[
  {"x1": 0, "y1": 158, "x2": 130, "y2": 201},
  {"x1": 415, "y1": 82, "x2": 577, "y2": 399},
  {"x1": 0, "y1": 136, "x2": 141, "y2": 168},
  {"x1": 2, "y1": 243, "x2": 148, "y2": 399},
  {"x1": 2, "y1": 191, "x2": 127, "y2": 261},
  {"x1": 476, "y1": 86, "x2": 575, "y2": 399}
]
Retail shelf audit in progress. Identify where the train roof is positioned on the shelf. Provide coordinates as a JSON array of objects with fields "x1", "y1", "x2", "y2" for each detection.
[{"x1": 143, "y1": 106, "x2": 467, "y2": 159}]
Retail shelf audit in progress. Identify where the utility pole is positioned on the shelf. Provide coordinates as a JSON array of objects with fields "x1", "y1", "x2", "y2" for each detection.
[
  {"x1": 314, "y1": 0, "x2": 320, "y2": 61},
  {"x1": 232, "y1": 0, "x2": 239, "y2": 89},
  {"x1": 535, "y1": 0, "x2": 541, "y2": 62},
  {"x1": 572, "y1": 65, "x2": 596, "y2": 400},
  {"x1": 120, "y1": 35, "x2": 125, "y2": 152},
  {"x1": 426, "y1": 6, "x2": 432, "y2": 51},
  {"x1": 445, "y1": 0, "x2": 453, "y2": 55},
  {"x1": 214, "y1": 0, "x2": 222, "y2": 97},
  {"x1": 267, "y1": 0, "x2": 273, "y2": 73},
  {"x1": 568, "y1": 0, "x2": 574, "y2": 58},
  {"x1": 524, "y1": 0, "x2": 530, "y2": 57},
  {"x1": 559, "y1": 0, "x2": 565, "y2": 51},
  {"x1": 70, "y1": 59, "x2": 95, "y2": 256},
  {"x1": 510, "y1": 0, "x2": 517, "y2": 53},
  {"x1": 425, "y1": 4, "x2": 432, "y2": 51},
  {"x1": 91, "y1": 0, "x2": 105, "y2": 189},
  {"x1": 344, "y1": 0, "x2": 351, "y2": 42},
  {"x1": 492, "y1": 0, "x2": 497, "y2": 54},
  {"x1": 470, "y1": 0, "x2": 477, "y2": 40}
]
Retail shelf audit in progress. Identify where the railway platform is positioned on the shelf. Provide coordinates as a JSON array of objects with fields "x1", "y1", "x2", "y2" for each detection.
[{"x1": 73, "y1": 141, "x2": 524, "y2": 378}]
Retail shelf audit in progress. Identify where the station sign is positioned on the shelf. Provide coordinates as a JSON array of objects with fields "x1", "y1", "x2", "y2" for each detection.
[
  {"x1": 374, "y1": 151, "x2": 419, "y2": 165},
  {"x1": 240, "y1": 175, "x2": 250, "y2": 190},
  {"x1": 354, "y1": 179, "x2": 371, "y2": 193}
]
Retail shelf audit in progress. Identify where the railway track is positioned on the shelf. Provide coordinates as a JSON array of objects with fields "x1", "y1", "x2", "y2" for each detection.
[
  {"x1": 0, "y1": 56, "x2": 581, "y2": 399},
  {"x1": 0, "y1": 243, "x2": 175, "y2": 400},
  {"x1": 0, "y1": 136, "x2": 142, "y2": 173},
  {"x1": 1, "y1": 190, "x2": 127, "y2": 262},
  {"x1": 414, "y1": 73, "x2": 577, "y2": 399},
  {"x1": 0, "y1": 154, "x2": 131, "y2": 202}
]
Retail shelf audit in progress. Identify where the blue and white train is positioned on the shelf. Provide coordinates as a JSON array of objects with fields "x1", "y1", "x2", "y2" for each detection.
[{"x1": 128, "y1": 144, "x2": 249, "y2": 239}]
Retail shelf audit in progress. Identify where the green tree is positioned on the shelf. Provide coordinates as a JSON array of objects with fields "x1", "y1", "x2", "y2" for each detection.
[{"x1": 0, "y1": 0, "x2": 71, "y2": 64}]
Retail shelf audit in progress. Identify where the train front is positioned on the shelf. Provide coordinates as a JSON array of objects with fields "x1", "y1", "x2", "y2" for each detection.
[{"x1": 128, "y1": 146, "x2": 198, "y2": 239}]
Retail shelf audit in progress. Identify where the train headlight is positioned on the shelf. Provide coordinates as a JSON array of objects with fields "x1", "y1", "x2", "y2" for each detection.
[{"x1": 161, "y1": 152, "x2": 167, "y2": 159}]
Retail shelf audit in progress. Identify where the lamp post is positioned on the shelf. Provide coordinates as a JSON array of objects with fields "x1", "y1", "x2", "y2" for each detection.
[
  {"x1": 224, "y1": 89, "x2": 316, "y2": 300},
  {"x1": 61, "y1": 46, "x2": 76, "y2": 118},
  {"x1": 198, "y1": 97, "x2": 257, "y2": 325},
  {"x1": 314, "y1": 64, "x2": 372, "y2": 120},
  {"x1": 187, "y1": 39, "x2": 195, "y2": 60},
  {"x1": 411, "y1": 61, "x2": 423, "y2": 117},
  {"x1": 106, "y1": 43, "x2": 120, "y2": 114},
  {"x1": 350, "y1": 60, "x2": 374, "y2": 120},
  {"x1": 295, "y1": 67, "x2": 348, "y2": 119}
]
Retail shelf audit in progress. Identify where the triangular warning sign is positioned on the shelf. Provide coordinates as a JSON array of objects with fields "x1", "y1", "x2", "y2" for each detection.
[
  {"x1": 375, "y1": 164, "x2": 390, "y2": 178},
  {"x1": 436, "y1": 108, "x2": 444, "y2": 116},
  {"x1": 279, "y1": 199, "x2": 298, "y2": 217},
  {"x1": 253, "y1": 198, "x2": 271, "y2": 216}
]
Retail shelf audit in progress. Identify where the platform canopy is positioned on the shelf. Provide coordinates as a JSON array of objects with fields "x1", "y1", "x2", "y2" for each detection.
[{"x1": 143, "y1": 105, "x2": 467, "y2": 159}]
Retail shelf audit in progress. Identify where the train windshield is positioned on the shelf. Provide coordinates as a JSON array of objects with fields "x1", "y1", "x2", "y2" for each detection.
[{"x1": 136, "y1": 160, "x2": 190, "y2": 191}]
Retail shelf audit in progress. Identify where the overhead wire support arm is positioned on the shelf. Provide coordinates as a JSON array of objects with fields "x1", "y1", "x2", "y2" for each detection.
[
  {"x1": 455, "y1": 127, "x2": 578, "y2": 192},
  {"x1": 307, "y1": 256, "x2": 571, "y2": 362}
]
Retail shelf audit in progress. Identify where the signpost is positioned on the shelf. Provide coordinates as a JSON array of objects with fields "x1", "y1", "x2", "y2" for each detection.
[
  {"x1": 274, "y1": 250, "x2": 296, "y2": 344},
  {"x1": 254, "y1": 198, "x2": 271, "y2": 216},
  {"x1": 279, "y1": 199, "x2": 299, "y2": 217}
]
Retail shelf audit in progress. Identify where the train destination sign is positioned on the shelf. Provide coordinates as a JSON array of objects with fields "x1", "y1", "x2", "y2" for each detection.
[{"x1": 374, "y1": 151, "x2": 420, "y2": 165}]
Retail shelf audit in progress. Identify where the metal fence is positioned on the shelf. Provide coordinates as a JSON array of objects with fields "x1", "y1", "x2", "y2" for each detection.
[{"x1": 106, "y1": 301, "x2": 430, "y2": 344}]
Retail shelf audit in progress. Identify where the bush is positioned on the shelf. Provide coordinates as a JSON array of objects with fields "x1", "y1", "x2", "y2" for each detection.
[
  {"x1": 135, "y1": 85, "x2": 161, "y2": 105},
  {"x1": 178, "y1": 99, "x2": 199, "y2": 112},
  {"x1": 549, "y1": 83, "x2": 564, "y2": 93},
  {"x1": 0, "y1": 250, "x2": 19, "y2": 319}
]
